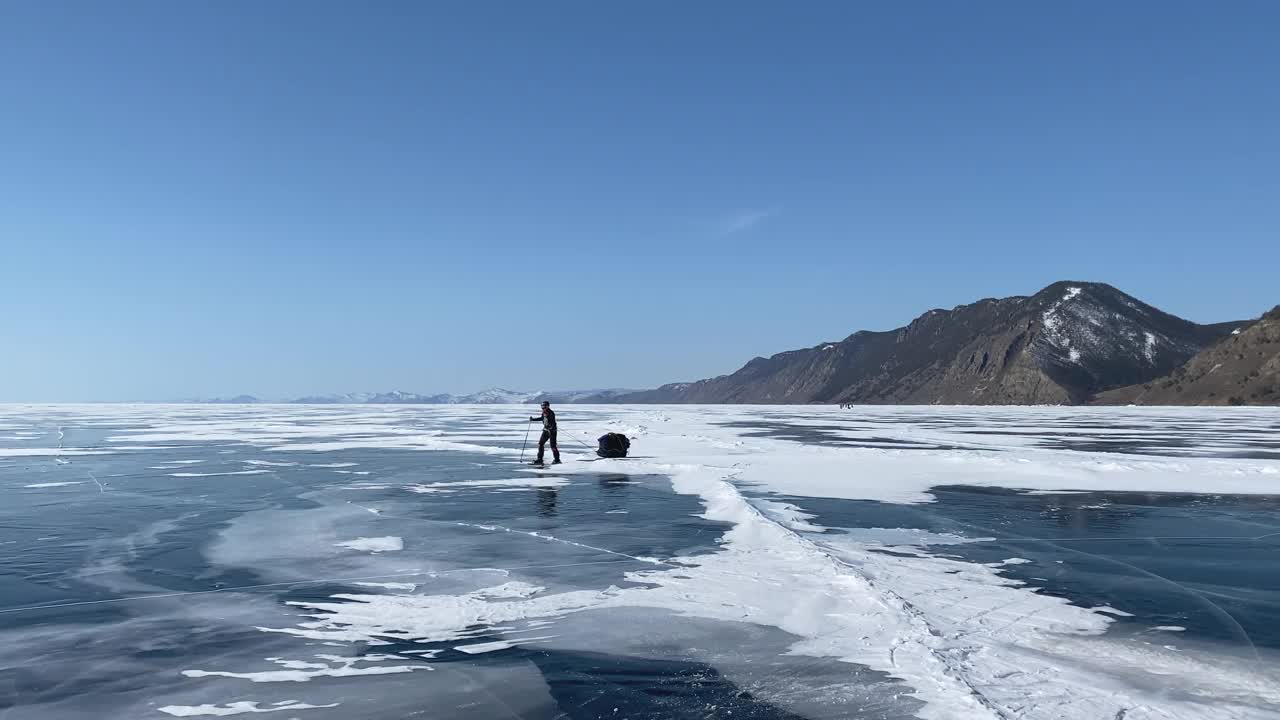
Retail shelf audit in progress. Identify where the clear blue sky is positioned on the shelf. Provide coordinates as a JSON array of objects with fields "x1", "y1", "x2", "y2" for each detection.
[{"x1": 2, "y1": 2, "x2": 1277, "y2": 401}]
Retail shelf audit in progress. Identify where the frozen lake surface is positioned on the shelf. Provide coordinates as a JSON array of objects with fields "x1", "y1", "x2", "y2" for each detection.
[{"x1": 1, "y1": 404, "x2": 1278, "y2": 719}]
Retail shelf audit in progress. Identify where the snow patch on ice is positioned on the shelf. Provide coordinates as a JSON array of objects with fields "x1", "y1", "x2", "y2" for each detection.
[
  {"x1": 0, "y1": 448, "x2": 114, "y2": 457},
  {"x1": 1092, "y1": 605, "x2": 1135, "y2": 617},
  {"x1": 352, "y1": 582, "x2": 417, "y2": 591},
  {"x1": 474, "y1": 581, "x2": 545, "y2": 599},
  {"x1": 158, "y1": 700, "x2": 339, "y2": 716},
  {"x1": 455, "y1": 636, "x2": 557, "y2": 654},
  {"x1": 334, "y1": 536, "x2": 403, "y2": 553},
  {"x1": 182, "y1": 654, "x2": 424, "y2": 683},
  {"x1": 752, "y1": 499, "x2": 825, "y2": 532},
  {"x1": 260, "y1": 582, "x2": 606, "y2": 646},
  {"x1": 24, "y1": 481, "x2": 84, "y2": 488},
  {"x1": 453, "y1": 640, "x2": 513, "y2": 654}
]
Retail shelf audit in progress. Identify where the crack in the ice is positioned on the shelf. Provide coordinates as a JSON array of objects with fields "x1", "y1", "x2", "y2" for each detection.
[
  {"x1": 748, "y1": 487, "x2": 1269, "y2": 718},
  {"x1": 989, "y1": 534, "x2": 1280, "y2": 543},
  {"x1": 0, "y1": 558, "x2": 638, "y2": 615},
  {"x1": 452, "y1": 521, "x2": 672, "y2": 567},
  {"x1": 944, "y1": 517, "x2": 1265, "y2": 662},
  {"x1": 991, "y1": 604, "x2": 1052, "y2": 636},
  {"x1": 729, "y1": 490, "x2": 1017, "y2": 720}
]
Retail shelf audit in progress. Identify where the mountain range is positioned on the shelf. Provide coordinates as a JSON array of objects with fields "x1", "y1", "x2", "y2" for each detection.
[
  {"x1": 596, "y1": 281, "x2": 1276, "y2": 406},
  {"x1": 196, "y1": 388, "x2": 638, "y2": 405},
  {"x1": 290, "y1": 389, "x2": 537, "y2": 405},
  {"x1": 201, "y1": 281, "x2": 1277, "y2": 407}
]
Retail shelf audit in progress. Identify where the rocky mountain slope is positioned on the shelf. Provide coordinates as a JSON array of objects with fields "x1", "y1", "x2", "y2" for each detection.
[
  {"x1": 1096, "y1": 307, "x2": 1280, "y2": 406},
  {"x1": 611, "y1": 282, "x2": 1246, "y2": 405}
]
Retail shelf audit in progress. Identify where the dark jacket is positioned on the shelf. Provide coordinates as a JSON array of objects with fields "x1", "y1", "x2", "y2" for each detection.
[{"x1": 530, "y1": 408, "x2": 557, "y2": 432}]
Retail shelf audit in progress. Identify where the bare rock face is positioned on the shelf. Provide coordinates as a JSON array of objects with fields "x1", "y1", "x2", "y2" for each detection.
[
  {"x1": 613, "y1": 282, "x2": 1248, "y2": 405},
  {"x1": 1097, "y1": 306, "x2": 1280, "y2": 406}
]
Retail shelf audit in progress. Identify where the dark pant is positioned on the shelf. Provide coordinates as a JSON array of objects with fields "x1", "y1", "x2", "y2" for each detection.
[{"x1": 537, "y1": 429, "x2": 559, "y2": 462}]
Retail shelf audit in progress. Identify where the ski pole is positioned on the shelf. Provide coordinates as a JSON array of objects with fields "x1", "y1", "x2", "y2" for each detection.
[{"x1": 519, "y1": 417, "x2": 533, "y2": 462}]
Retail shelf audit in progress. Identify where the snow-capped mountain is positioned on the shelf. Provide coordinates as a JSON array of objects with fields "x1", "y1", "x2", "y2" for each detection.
[
  {"x1": 1020, "y1": 282, "x2": 1241, "y2": 399},
  {"x1": 458, "y1": 388, "x2": 542, "y2": 404},
  {"x1": 290, "y1": 390, "x2": 450, "y2": 404},
  {"x1": 532, "y1": 389, "x2": 641, "y2": 403}
]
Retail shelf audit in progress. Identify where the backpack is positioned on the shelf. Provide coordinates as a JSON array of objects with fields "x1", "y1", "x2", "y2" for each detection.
[{"x1": 596, "y1": 432, "x2": 631, "y2": 458}]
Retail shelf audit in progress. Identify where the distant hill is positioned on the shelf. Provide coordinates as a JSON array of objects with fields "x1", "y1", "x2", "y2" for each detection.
[
  {"x1": 1096, "y1": 307, "x2": 1280, "y2": 406},
  {"x1": 189, "y1": 283, "x2": 1274, "y2": 408},
  {"x1": 606, "y1": 281, "x2": 1250, "y2": 405},
  {"x1": 533, "y1": 389, "x2": 640, "y2": 404},
  {"x1": 290, "y1": 391, "x2": 450, "y2": 404},
  {"x1": 284, "y1": 388, "x2": 629, "y2": 405},
  {"x1": 289, "y1": 389, "x2": 531, "y2": 404},
  {"x1": 191, "y1": 388, "x2": 635, "y2": 405}
]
